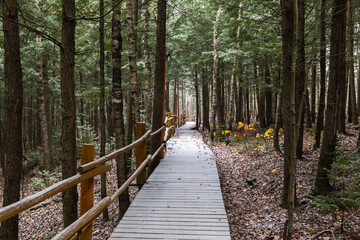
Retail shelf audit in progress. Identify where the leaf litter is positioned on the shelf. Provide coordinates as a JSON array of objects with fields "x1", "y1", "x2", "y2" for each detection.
[{"x1": 209, "y1": 125, "x2": 360, "y2": 240}]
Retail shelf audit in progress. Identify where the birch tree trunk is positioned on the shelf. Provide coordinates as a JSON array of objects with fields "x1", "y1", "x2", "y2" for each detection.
[
  {"x1": 209, "y1": 7, "x2": 223, "y2": 141},
  {"x1": 142, "y1": 0, "x2": 153, "y2": 124},
  {"x1": 126, "y1": 0, "x2": 139, "y2": 147},
  {"x1": 226, "y1": 4, "x2": 242, "y2": 130}
]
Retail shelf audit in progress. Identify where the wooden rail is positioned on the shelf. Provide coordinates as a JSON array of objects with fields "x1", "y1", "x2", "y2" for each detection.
[{"x1": 0, "y1": 112, "x2": 178, "y2": 240}]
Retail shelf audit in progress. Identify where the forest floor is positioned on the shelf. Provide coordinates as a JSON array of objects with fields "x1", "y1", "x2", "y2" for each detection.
[
  {"x1": 0, "y1": 158, "x2": 139, "y2": 240},
  {"x1": 208, "y1": 123, "x2": 360, "y2": 240},
  {"x1": 0, "y1": 123, "x2": 359, "y2": 239}
]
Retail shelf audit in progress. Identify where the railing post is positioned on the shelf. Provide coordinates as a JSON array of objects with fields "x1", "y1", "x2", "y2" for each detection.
[
  {"x1": 167, "y1": 112, "x2": 171, "y2": 138},
  {"x1": 79, "y1": 144, "x2": 94, "y2": 240},
  {"x1": 159, "y1": 122, "x2": 166, "y2": 159},
  {"x1": 136, "y1": 123, "x2": 147, "y2": 186}
]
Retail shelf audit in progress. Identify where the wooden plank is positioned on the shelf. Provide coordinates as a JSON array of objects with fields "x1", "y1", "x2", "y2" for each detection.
[
  {"x1": 118, "y1": 220, "x2": 229, "y2": 227},
  {"x1": 109, "y1": 232, "x2": 230, "y2": 240}
]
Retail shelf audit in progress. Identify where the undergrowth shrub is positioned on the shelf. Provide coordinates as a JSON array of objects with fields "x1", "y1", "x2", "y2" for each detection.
[{"x1": 30, "y1": 169, "x2": 61, "y2": 192}]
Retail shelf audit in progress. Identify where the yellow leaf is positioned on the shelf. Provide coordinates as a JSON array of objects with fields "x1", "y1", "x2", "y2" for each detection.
[
  {"x1": 313, "y1": 140, "x2": 316, "y2": 144},
  {"x1": 271, "y1": 169, "x2": 277, "y2": 173}
]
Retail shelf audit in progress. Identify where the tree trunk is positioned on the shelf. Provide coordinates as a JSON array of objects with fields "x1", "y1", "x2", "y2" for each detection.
[
  {"x1": 226, "y1": 4, "x2": 242, "y2": 130},
  {"x1": 79, "y1": 72, "x2": 85, "y2": 126},
  {"x1": 255, "y1": 64, "x2": 266, "y2": 128},
  {"x1": 314, "y1": 0, "x2": 346, "y2": 195},
  {"x1": 112, "y1": 0, "x2": 130, "y2": 217},
  {"x1": 126, "y1": 0, "x2": 139, "y2": 148},
  {"x1": 218, "y1": 66, "x2": 225, "y2": 127},
  {"x1": 311, "y1": 58, "x2": 317, "y2": 123},
  {"x1": 107, "y1": 101, "x2": 114, "y2": 137},
  {"x1": 236, "y1": 74, "x2": 244, "y2": 122},
  {"x1": 60, "y1": 0, "x2": 77, "y2": 227},
  {"x1": 338, "y1": 4, "x2": 347, "y2": 134},
  {"x1": 173, "y1": 78, "x2": 177, "y2": 113},
  {"x1": 314, "y1": 0, "x2": 327, "y2": 149},
  {"x1": 310, "y1": 3, "x2": 320, "y2": 124},
  {"x1": 346, "y1": 0, "x2": 358, "y2": 124},
  {"x1": 358, "y1": 55, "x2": 360, "y2": 116},
  {"x1": 209, "y1": 7, "x2": 223, "y2": 141},
  {"x1": 305, "y1": 90, "x2": 312, "y2": 128},
  {"x1": 274, "y1": 86, "x2": 283, "y2": 153},
  {"x1": 149, "y1": 0, "x2": 167, "y2": 174},
  {"x1": 265, "y1": 64, "x2": 272, "y2": 126},
  {"x1": 295, "y1": 0, "x2": 305, "y2": 159},
  {"x1": 246, "y1": 88, "x2": 250, "y2": 124},
  {"x1": 195, "y1": 71, "x2": 200, "y2": 130},
  {"x1": 202, "y1": 68, "x2": 210, "y2": 131},
  {"x1": 281, "y1": 0, "x2": 298, "y2": 238},
  {"x1": 142, "y1": 0, "x2": 153, "y2": 124},
  {"x1": 99, "y1": 0, "x2": 109, "y2": 221},
  {"x1": 0, "y1": 0, "x2": 23, "y2": 238},
  {"x1": 281, "y1": 0, "x2": 297, "y2": 211},
  {"x1": 165, "y1": 79, "x2": 170, "y2": 113},
  {"x1": 36, "y1": 34, "x2": 54, "y2": 171}
]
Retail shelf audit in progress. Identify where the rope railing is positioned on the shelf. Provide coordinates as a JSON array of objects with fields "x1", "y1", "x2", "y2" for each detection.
[{"x1": 0, "y1": 112, "x2": 178, "y2": 240}]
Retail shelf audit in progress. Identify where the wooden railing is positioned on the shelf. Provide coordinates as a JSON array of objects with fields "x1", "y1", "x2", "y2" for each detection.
[{"x1": 0, "y1": 112, "x2": 178, "y2": 240}]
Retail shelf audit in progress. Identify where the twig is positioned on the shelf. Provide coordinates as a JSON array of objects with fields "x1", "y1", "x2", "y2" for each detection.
[{"x1": 311, "y1": 230, "x2": 336, "y2": 240}]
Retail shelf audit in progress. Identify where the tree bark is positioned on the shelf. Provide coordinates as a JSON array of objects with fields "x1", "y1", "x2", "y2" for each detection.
[
  {"x1": 346, "y1": 0, "x2": 358, "y2": 125},
  {"x1": 210, "y1": 7, "x2": 223, "y2": 141},
  {"x1": 314, "y1": 0, "x2": 327, "y2": 149},
  {"x1": 358, "y1": 54, "x2": 360, "y2": 116},
  {"x1": 265, "y1": 64, "x2": 272, "y2": 127},
  {"x1": 126, "y1": 0, "x2": 139, "y2": 148},
  {"x1": 149, "y1": 0, "x2": 167, "y2": 174},
  {"x1": 36, "y1": 34, "x2": 54, "y2": 171},
  {"x1": 315, "y1": 0, "x2": 346, "y2": 195},
  {"x1": 281, "y1": 0, "x2": 297, "y2": 210},
  {"x1": 236, "y1": 70, "x2": 243, "y2": 123},
  {"x1": 202, "y1": 68, "x2": 210, "y2": 131},
  {"x1": 195, "y1": 71, "x2": 200, "y2": 130},
  {"x1": 60, "y1": 0, "x2": 77, "y2": 227},
  {"x1": 281, "y1": 0, "x2": 298, "y2": 238},
  {"x1": 142, "y1": 0, "x2": 153, "y2": 124},
  {"x1": 295, "y1": 0, "x2": 305, "y2": 159},
  {"x1": 112, "y1": 0, "x2": 130, "y2": 217},
  {"x1": 165, "y1": 79, "x2": 170, "y2": 113},
  {"x1": 226, "y1": 4, "x2": 242, "y2": 130},
  {"x1": 79, "y1": 72, "x2": 85, "y2": 126},
  {"x1": 0, "y1": 0, "x2": 23, "y2": 238},
  {"x1": 99, "y1": 0, "x2": 109, "y2": 221},
  {"x1": 255, "y1": 64, "x2": 266, "y2": 128}
]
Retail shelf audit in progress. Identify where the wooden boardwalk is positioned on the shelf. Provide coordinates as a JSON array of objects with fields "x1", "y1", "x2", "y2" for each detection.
[{"x1": 109, "y1": 122, "x2": 231, "y2": 240}]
